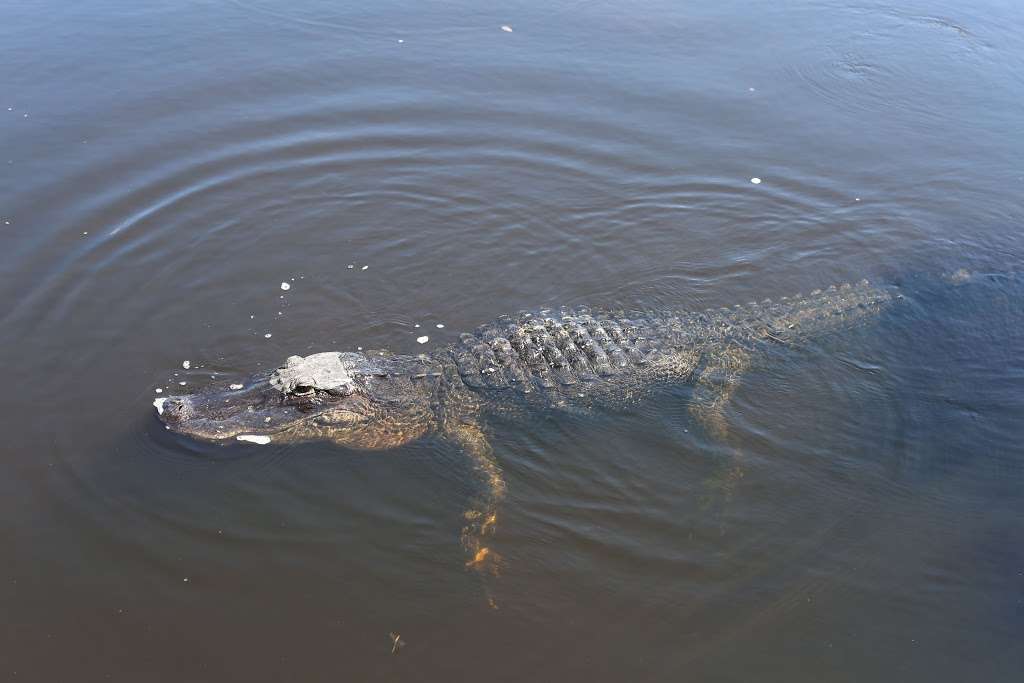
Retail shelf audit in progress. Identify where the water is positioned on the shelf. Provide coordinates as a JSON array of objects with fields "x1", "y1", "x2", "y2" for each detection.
[{"x1": 2, "y1": 1, "x2": 1023, "y2": 680}]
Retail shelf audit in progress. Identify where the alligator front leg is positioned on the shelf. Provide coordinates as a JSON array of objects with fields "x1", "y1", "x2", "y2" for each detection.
[
  {"x1": 443, "y1": 420, "x2": 506, "y2": 578},
  {"x1": 690, "y1": 345, "x2": 751, "y2": 441},
  {"x1": 689, "y1": 345, "x2": 752, "y2": 517}
]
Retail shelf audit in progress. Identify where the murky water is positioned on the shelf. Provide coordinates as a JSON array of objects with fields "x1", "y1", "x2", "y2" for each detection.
[{"x1": 2, "y1": 1, "x2": 1023, "y2": 680}]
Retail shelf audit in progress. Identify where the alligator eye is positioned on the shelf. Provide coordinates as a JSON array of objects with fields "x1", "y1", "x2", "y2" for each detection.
[{"x1": 292, "y1": 384, "x2": 315, "y2": 395}]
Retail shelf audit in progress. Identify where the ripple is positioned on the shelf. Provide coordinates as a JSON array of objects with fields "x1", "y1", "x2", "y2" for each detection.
[
  {"x1": 784, "y1": 2, "x2": 996, "y2": 126},
  {"x1": 6, "y1": 98, "x2": 660, "y2": 332}
]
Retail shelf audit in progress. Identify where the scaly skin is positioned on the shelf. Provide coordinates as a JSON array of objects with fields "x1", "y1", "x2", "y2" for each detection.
[{"x1": 158, "y1": 279, "x2": 895, "y2": 583}]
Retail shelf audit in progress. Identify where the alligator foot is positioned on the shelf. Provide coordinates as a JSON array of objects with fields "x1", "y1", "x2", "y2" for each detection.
[{"x1": 444, "y1": 420, "x2": 507, "y2": 590}]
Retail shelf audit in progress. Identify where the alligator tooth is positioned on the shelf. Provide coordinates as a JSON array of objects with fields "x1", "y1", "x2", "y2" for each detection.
[{"x1": 236, "y1": 435, "x2": 271, "y2": 445}]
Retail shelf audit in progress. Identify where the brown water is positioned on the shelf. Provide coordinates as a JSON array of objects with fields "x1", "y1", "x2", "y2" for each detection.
[{"x1": 2, "y1": 1, "x2": 1023, "y2": 680}]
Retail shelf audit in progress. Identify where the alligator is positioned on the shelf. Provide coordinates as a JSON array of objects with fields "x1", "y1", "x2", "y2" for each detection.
[{"x1": 156, "y1": 279, "x2": 895, "y2": 573}]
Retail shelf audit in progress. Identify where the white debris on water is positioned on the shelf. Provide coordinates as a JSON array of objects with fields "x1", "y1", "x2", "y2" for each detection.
[
  {"x1": 179, "y1": 381, "x2": 186, "y2": 385},
  {"x1": 237, "y1": 434, "x2": 272, "y2": 445},
  {"x1": 347, "y1": 264, "x2": 354, "y2": 269},
  {"x1": 398, "y1": 39, "x2": 404, "y2": 43},
  {"x1": 436, "y1": 323, "x2": 444, "y2": 328},
  {"x1": 280, "y1": 282, "x2": 291, "y2": 291},
  {"x1": 153, "y1": 397, "x2": 167, "y2": 415},
  {"x1": 264, "y1": 333, "x2": 272, "y2": 338},
  {"x1": 229, "y1": 383, "x2": 244, "y2": 390},
  {"x1": 416, "y1": 336, "x2": 429, "y2": 344},
  {"x1": 414, "y1": 323, "x2": 420, "y2": 328},
  {"x1": 361, "y1": 265, "x2": 368, "y2": 270},
  {"x1": 501, "y1": 25, "x2": 513, "y2": 32},
  {"x1": 155, "y1": 388, "x2": 163, "y2": 394},
  {"x1": 182, "y1": 360, "x2": 190, "y2": 369},
  {"x1": 750, "y1": 177, "x2": 762, "y2": 184}
]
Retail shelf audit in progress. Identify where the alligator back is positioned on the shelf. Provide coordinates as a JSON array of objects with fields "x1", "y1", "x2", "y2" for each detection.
[{"x1": 448, "y1": 279, "x2": 894, "y2": 399}]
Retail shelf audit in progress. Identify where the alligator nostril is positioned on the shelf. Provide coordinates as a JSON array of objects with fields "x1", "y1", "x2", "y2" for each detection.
[{"x1": 158, "y1": 397, "x2": 188, "y2": 421}]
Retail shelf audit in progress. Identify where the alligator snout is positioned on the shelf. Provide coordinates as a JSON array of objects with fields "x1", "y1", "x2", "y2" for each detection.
[
  {"x1": 154, "y1": 378, "x2": 292, "y2": 441},
  {"x1": 154, "y1": 396, "x2": 190, "y2": 422}
]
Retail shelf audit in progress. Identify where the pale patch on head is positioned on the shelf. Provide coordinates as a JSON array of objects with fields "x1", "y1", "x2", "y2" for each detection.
[
  {"x1": 236, "y1": 434, "x2": 271, "y2": 445},
  {"x1": 270, "y1": 352, "x2": 356, "y2": 393},
  {"x1": 153, "y1": 397, "x2": 167, "y2": 415}
]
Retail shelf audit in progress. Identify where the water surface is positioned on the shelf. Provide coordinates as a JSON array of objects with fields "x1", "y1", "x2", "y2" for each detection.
[{"x1": 2, "y1": 1, "x2": 1023, "y2": 680}]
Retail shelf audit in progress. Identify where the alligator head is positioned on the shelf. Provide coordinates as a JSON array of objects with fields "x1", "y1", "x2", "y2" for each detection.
[{"x1": 156, "y1": 351, "x2": 439, "y2": 448}]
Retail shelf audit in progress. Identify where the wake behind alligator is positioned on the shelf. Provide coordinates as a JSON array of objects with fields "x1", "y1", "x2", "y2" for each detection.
[{"x1": 156, "y1": 279, "x2": 895, "y2": 575}]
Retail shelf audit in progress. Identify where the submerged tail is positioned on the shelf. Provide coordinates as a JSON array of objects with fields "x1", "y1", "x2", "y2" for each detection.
[{"x1": 726, "y1": 279, "x2": 897, "y2": 344}]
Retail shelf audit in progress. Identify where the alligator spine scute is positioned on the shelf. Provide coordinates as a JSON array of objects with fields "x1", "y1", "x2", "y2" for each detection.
[{"x1": 449, "y1": 279, "x2": 892, "y2": 391}]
